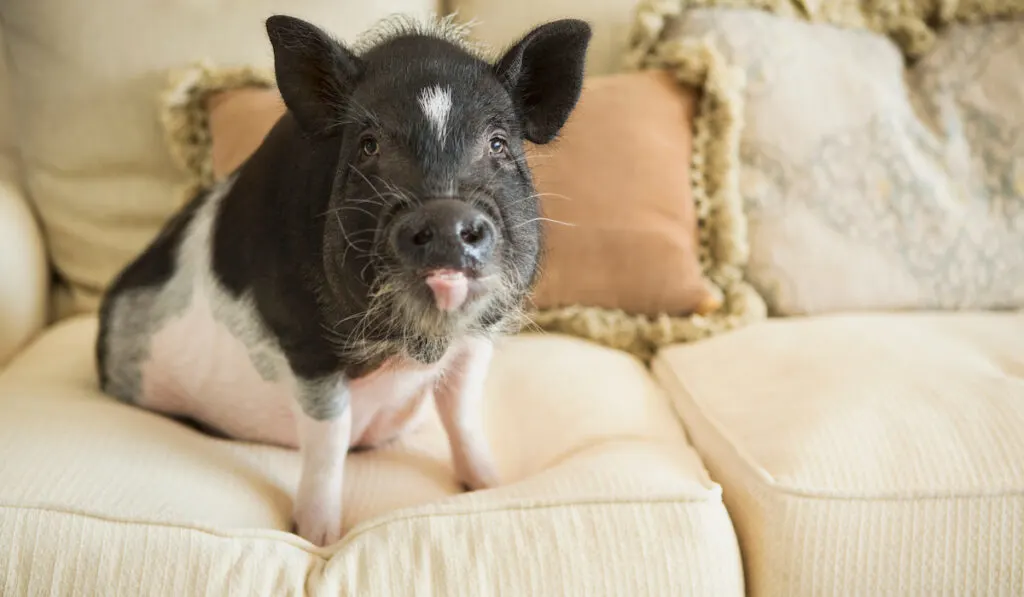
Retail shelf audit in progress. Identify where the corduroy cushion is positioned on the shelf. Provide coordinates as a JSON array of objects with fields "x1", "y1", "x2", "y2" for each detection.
[
  {"x1": 652, "y1": 311, "x2": 1024, "y2": 596},
  {"x1": 0, "y1": 317, "x2": 743, "y2": 595}
]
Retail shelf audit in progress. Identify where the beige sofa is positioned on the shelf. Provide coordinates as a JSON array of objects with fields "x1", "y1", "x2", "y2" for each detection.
[{"x1": 0, "y1": 1, "x2": 1021, "y2": 596}]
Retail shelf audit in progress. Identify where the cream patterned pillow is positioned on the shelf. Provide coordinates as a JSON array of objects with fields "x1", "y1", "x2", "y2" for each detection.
[{"x1": 634, "y1": 8, "x2": 1024, "y2": 315}]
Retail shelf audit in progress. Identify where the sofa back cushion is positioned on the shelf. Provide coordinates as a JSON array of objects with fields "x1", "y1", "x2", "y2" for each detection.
[
  {"x1": 448, "y1": 0, "x2": 643, "y2": 75},
  {"x1": 0, "y1": 0, "x2": 439, "y2": 317}
]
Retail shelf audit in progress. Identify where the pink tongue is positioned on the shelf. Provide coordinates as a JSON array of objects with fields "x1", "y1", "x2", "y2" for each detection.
[{"x1": 425, "y1": 270, "x2": 469, "y2": 312}]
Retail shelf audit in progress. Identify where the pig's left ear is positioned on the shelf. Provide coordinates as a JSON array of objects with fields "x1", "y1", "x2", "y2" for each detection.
[
  {"x1": 266, "y1": 15, "x2": 363, "y2": 136},
  {"x1": 494, "y1": 19, "x2": 592, "y2": 144}
]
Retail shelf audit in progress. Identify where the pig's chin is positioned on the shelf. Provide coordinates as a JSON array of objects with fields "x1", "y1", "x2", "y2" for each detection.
[
  {"x1": 390, "y1": 269, "x2": 496, "y2": 335},
  {"x1": 423, "y1": 269, "x2": 478, "y2": 313},
  {"x1": 418, "y1": 270, "x2": 493, "y2": 314}
]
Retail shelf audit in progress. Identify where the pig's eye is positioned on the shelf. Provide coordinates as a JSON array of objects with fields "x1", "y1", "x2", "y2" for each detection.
[
  {"x1": 360, "y1": 136, "x2": 380, "y2": 158},
  {"x1": 488, "y1": 136, "x2": 507, "y2": 156}
]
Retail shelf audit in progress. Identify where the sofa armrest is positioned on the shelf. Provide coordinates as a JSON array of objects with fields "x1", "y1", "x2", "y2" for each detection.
[{"x1": 0, "y1": 161, "x2": 48, "y2": 367}]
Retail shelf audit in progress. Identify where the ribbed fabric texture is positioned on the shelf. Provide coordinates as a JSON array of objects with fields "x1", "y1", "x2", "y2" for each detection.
[
  {"x1": 0, "y1": 500, "x2": 740, "y2": 596},
  {"x1": 0, "y1": 317, "x2": 744, "y2": 596},
  {"x1": 654, "y1": 311, "x2": 1024, "y2": 596}
]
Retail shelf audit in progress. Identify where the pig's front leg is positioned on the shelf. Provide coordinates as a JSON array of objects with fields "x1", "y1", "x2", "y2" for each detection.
[
  {"x1": 435, "y1": 337, "x2": 500, "y2": 490},
  {"x1": 292, "y1": 380, "x2": 351, "y2": 547}
]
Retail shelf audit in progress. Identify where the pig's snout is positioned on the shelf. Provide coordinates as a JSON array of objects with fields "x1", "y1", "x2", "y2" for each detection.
[{"x1": 390, "y1": 199, "x2": 497, "y2": 272}]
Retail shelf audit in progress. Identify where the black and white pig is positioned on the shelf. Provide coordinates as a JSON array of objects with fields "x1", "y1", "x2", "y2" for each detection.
[{"x1": 94, "y1": 14, "x2": 591, "y2": 546}]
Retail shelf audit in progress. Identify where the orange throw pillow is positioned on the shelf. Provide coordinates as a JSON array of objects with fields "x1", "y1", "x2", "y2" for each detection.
[
  {"x1": 204, "y1": 70, "x2": 716, "y2": 317},
  {"x1": 527, "y1": 70, "x2": 715, "y2": 316}
]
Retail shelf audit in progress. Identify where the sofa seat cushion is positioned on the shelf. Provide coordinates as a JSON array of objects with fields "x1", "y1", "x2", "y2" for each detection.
[
  {"x1": 0, "y1": 317, "x2": 743, "y2": 596},
  {"x1": 652, "y1": 311, "x2": 1024, "y2": 596}
]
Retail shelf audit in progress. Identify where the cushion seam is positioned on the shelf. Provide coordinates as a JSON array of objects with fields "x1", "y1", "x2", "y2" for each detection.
[{"x1": 0, "y1": 496, "x2": 725, "y2": 561}]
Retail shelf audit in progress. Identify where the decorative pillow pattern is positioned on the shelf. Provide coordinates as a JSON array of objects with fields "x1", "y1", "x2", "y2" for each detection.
[
  {"x1": 632, "y1": 6, "x2": 1024, "y2": 315},
  {"x1": 630, "y1": 0, "x2": 1024, "y2": 59}
]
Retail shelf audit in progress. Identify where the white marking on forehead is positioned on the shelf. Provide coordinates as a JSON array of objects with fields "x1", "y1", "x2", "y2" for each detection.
[{"x1": 418, "y1": 85, "x2": 453, "y2": 143}]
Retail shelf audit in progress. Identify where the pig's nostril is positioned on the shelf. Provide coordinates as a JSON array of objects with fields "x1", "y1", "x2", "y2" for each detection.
[
  {"x1": 411, "y1": 228, "x2": 433, "y2": 246},
  {"x1": 459, "y1": 221, "x2": 485, "y2": 246},
  {"x1": 393, "y1": 204, "x2": 495, "y2": 265}
]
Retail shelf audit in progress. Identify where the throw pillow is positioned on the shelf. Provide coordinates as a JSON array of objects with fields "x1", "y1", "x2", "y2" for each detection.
[
  {"x1": 631, "y1": 6, "x2": 1024, "y2": 315},
  {"x1": 527, "y1": 70, "x2": 721, "y2": 318}
]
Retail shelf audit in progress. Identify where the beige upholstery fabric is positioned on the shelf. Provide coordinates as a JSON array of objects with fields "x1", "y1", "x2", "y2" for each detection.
[
  {"x1": 0, "y1": 318, "x2": 743, "y2": 595},
  {"x1": 650, "y1": 10, "x2": 1024, "y2": 315},
  {"x1": 0, "y1": 0, "x2": 439, "y2": 318},
  {"x1": 652, "y1": 312, "x2": 1024, "y2": 596},
  {"x1": 448, "y1": 0, "x2": 642, "y2": 75}
]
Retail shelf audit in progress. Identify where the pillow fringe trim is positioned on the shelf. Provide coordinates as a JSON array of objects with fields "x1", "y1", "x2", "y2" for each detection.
[{"x1": 629, "y1": 0, "x2": 1024, "y2": 59}]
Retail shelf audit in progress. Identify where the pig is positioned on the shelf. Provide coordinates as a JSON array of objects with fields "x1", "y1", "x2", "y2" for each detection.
[{"x1": 94, "y1": 14, "x2": 591, "y2": 546}]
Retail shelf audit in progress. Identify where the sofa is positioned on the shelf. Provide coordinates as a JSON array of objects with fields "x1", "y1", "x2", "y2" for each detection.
[{"x1": 0, "y1": 1, "x2": 1021, "y2": 596}]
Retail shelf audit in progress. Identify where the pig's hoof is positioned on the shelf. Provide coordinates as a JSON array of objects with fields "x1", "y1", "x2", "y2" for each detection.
[
  {"x1": 292, "y1": 510, "x2": 343, "y2": 547},
  {"x1": 457, "y1": 467, "x2": 501, "y2": 492}
]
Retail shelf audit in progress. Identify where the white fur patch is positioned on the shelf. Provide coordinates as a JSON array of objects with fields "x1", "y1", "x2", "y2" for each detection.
[{"x1": 418, "y1": 85, "x2": 453, "y2": 142}]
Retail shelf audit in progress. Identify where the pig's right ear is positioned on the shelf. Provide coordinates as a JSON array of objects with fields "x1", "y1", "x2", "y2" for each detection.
[
  {"x1": 494, "y1": 19, "x2": 592, "y2": 145},
  {"x1": 265, "y1": 15, "x2": 363, "y2": 136}
]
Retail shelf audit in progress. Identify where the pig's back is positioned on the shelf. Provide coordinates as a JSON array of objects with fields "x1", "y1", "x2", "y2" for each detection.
[{"x1": 96, "y1": 176, "x2": 299, "y2": 447}]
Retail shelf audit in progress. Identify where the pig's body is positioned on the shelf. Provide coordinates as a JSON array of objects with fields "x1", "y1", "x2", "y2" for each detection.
[
  {"x1": 99, "y1": 176, "x2": 443, "y2": 450},
  {"x1": 96, "y1": 14, "x2": 590, "y2": 547}
]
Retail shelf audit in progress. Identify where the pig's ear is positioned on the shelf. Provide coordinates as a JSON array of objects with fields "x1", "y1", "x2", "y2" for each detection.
[
  {"x1": 494, "y1": 19, "x2": 592, "y2": 144},
  {"x1": 266, "y1": 15, "x2": 363, "y2": 135}
]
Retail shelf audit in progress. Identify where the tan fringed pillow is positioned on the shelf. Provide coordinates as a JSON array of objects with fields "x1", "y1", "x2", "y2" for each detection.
[
  {"x1": 161, "y1": 56, "x2": 766, "y2": 358},
  {"x1": 527, "y1": 70, "x2": 721, "y2": 318}
]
